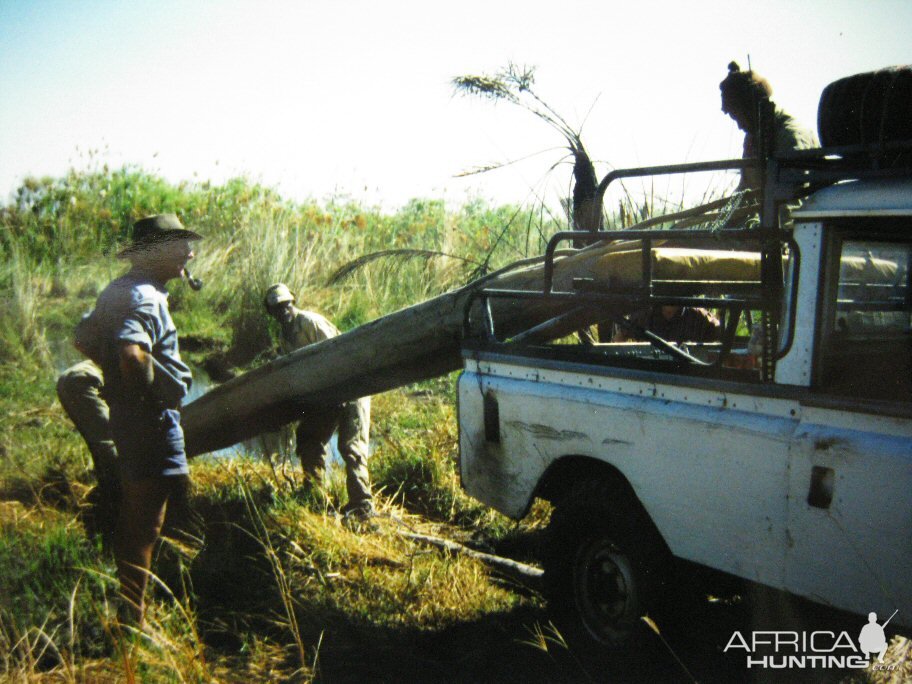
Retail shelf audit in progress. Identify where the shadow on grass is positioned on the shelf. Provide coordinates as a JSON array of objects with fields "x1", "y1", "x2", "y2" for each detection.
[
  {"x1": 221, "y1": 561, "x2": 891, "y2": 684},
  {"x1": 0, "y1": 466, "x2": 83, "y2": 511},
  {"x1": 171, "y1": 505, "x2": 727, "y2": 683}
]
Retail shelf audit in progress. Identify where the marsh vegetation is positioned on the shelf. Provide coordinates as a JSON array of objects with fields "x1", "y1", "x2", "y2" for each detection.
[{"x1": 2, "y1": 165, "x2": 906, "y2": 683}]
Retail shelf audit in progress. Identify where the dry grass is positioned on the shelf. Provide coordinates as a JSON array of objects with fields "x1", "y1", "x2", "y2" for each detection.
[{"x1": 861, "y1": 637, "x2": 912, "y2": 684}]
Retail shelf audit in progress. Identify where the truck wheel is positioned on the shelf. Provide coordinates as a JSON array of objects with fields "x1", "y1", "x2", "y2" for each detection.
[{"x1": 543, "y1": 481, "x2": 666, "y2": 648}]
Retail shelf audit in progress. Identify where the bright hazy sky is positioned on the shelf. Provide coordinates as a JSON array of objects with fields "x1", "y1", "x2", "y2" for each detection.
[{"x1": 1, "y1": 0, "x2": 909, "y2": 210}]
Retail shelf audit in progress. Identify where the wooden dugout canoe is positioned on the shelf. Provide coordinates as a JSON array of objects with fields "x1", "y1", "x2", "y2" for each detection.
[{"x1": 182, "y1": 241, "x2": 768, "y2": 456}]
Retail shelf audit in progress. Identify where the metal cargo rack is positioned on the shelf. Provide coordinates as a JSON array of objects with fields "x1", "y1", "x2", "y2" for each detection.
[{"x1": 463, "y1": 140, "x2": 912, "y2": 378}]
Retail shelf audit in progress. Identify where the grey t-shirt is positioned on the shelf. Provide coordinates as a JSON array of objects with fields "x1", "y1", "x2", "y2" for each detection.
[{"x1": 89, "y1": 270, "x2": 192, "y2": 402}]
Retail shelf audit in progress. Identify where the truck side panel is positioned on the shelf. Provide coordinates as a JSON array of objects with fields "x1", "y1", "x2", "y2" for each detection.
[
  {"x1": 459, "y1": 359, "x2": 798, "y2": 586},
  {"x1": 787, "y1": 405, "x2": 912, "y2": 624}
]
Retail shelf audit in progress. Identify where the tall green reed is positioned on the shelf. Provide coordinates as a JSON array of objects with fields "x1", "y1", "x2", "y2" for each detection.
[
  {"x1": 2, "y1": 163, "x2": 567, "y2": 370},
  {"x1": 0, "y1": 242, "x2": 53, "y2": 368}
]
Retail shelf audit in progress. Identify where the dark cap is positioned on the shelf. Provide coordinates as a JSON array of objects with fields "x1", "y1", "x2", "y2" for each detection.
[{"x1": 117, "y1": 214, "x2": 203, "y2": 258}]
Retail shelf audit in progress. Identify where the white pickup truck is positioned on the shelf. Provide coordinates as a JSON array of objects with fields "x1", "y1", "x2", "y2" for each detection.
[{"x1": 457, "y1": 70, "x2": 912, "y2": 646}]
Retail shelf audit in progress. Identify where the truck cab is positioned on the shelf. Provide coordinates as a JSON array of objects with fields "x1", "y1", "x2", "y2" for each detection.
[{"x1": 457, "y1": 139, "x2": 912, "y2": 645}]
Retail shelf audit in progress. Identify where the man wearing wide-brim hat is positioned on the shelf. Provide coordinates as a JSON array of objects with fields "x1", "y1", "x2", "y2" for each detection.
[{"x1": 77, "y1": 213, "x2": 202, "y2": 625}]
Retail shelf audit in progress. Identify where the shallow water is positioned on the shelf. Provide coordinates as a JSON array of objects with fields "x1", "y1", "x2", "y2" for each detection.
[
  {"x1": 187, "y1": 367, "x2": 343, "y2": 464},
  {"x1": 185, "y1": 368, "x2": 295, "y2": 461}
]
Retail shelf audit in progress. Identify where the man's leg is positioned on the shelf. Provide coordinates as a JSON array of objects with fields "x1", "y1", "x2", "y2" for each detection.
[
  {"x1": 160, "y1": 474, "x2": 202, "y2": 548},
  {"x1": 338, "y1": 397, "x2": 373, "y2": 515},
  {"x1": 114, "y1": 475, "x2": 187, "y2": 624},
  {"x1": 57, "y1": 362, "x2": 120, "y2": 540},
  {"x1": 56, "y1": 361, "x2": 119, "y2": 486},
  {"x1": 295, "y1": 406, "x2": 338, "y2": 481}
]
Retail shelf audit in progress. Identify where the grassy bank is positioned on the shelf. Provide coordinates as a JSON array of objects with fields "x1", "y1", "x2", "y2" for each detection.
[
  {"x1": 0, "y1": 354, "x2": 559, "y2": 681},
  {"x1": 0, "y1": 167, "x2": 564, "y2": 681},
  {"x1": 3, "y1": 167, "x2": 906, "y2": 683}
]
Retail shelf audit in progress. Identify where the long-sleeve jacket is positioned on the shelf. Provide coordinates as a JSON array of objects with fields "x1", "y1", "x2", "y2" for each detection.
[
  {"x1": 740, "y1": 105, "x2": 818, "y2": 190},
  {"x1": 279, "y1": 307, "x2": 340, "y2": 354}
]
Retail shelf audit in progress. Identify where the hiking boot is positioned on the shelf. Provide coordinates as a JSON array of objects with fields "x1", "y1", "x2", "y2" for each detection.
[{"x1": 340, "y1": 500, "x2": 374, "y2": 517}]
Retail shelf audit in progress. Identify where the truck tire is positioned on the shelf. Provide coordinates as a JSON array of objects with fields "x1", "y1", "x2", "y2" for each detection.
[
  {"x1": 817, "y1": 66, "x2": 912, "y2": 162},
  {"x1": 543, "y1": 480, "x2": 667, "y2": 648}
]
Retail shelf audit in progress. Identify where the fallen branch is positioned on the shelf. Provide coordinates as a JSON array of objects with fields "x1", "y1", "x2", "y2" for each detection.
[{"x1": 402, "y1": 531, "x2": 543, "y2": 591}]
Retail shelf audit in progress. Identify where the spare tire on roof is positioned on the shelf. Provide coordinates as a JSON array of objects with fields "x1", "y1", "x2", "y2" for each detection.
[{"x1": 817, "y1": 66, "x2": 912, "y2": 163}]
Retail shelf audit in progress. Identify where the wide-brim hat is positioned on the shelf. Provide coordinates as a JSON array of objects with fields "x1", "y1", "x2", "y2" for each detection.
[{"x1": 117, "y1": 214, "x2": 203, "y2": 258}]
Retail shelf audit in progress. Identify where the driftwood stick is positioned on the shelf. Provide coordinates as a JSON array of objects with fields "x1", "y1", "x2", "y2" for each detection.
[{"x1": 402, "y1": 531, "x2": 543, "y2": 591}]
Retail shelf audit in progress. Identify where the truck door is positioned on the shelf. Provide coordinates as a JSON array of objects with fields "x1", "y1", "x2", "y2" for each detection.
[{"x1": 786, "y1": 226, "x2": 912, "y2": 623}]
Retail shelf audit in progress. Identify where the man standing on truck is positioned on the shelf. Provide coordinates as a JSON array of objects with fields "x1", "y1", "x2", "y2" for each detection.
[
  {"x1": 720, "y1": 61, "x2": 818, "y2": 190},
  {"x1": 264, "y1": 283, "x2": 375, "y2": 522},
  {"x1": 78, "y1": 214, "x2": 201, "y2": 625}
]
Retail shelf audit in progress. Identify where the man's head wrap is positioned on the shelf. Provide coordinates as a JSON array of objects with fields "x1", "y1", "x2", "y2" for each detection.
[{"x1": 720, "y1": 61, "x2": 773, "y2": 113}]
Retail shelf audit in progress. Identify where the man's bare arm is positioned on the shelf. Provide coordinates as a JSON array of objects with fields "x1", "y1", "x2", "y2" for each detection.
[{"x1": 119, "y1": 343, "x2": 154, "y2": 392}]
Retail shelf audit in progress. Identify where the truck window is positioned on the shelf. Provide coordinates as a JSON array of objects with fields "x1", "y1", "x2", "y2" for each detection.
[{"x1": 819, "y1": 239, "x2": 912, "y2": 402}]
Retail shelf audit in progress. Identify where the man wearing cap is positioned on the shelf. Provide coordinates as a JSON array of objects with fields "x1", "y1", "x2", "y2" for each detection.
[
  {"x1": 80, "y1": 213, "x2": 201, "y2": 624},
  {"x1": 264, "y1": 283, "x2": 374, "y2": 521},
  {"x1": 720, "y1": 61, "x2": 818, "y2": 191}
]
